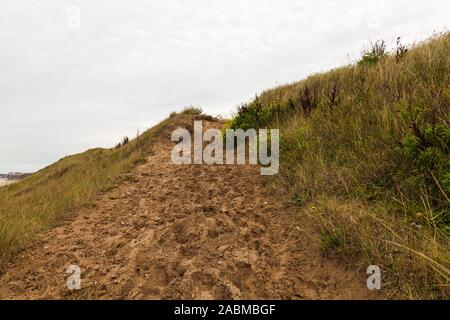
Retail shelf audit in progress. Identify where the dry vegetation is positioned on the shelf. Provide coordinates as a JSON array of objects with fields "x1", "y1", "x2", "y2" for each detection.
[
  {"x1": 0, "y1": 108, "x2": 202, "y2": 267},
  {"x1": 227, "y1": 33, "x2": 449, "y2": 299}
]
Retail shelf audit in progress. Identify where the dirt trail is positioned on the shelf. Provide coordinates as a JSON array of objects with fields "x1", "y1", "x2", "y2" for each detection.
[{"x1": 0, "y1": 119, "x2": 374, "y2": 300}]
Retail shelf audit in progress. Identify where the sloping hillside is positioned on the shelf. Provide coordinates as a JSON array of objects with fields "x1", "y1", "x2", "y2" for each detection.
[
  {"x1": 0, "y1": 34, "x2": 448, "y2": 300},
  {"x1": 226, "y1": 33, "x2": 450, "y2": 299},
  {"x1": 0, "y1": 110, "x2": 201, "y2": 265},
  {"x1": 0, "y1": 117, "x2": 374, "y2": 299}
]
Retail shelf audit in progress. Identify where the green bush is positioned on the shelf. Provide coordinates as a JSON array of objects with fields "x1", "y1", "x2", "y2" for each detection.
[{"x1": 358, "y1": 40, "x2": 387, "y2": 66}]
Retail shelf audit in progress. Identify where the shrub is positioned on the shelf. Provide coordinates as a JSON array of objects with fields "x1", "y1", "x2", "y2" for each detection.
[
  {"x1": 396, "y1": 37, "x2": 408, "y2": 62},
  {"x1": 115, "y1": 136, "x2": 130, "y2": 149},
  {"x1": 181, "y1": 106, "x2": 203, "y2": 116},
  {"x1": 358, "y1": 40, "x2": 387, "y2": 66}
]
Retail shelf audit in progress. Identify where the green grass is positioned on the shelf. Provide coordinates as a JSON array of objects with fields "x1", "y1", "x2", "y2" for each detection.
[
  {"x1": 227, "y1": 33, "x2": 450, "y2": 299},
  {"x1": 0, "y1": 110, "x2": 201, "y2": 266}
]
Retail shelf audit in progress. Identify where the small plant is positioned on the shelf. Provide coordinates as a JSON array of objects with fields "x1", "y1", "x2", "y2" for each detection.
[
  {"x1": 115, "y1": 136, "x2": 129, "y2": 149},
  {"x1": 181, "y1": 106, "x2": 203, "y2": 115},
  {"x1": 358, "y1": 40, "x2": 387, "y2": 66},
  {"x1": 328, "y1": 83, "x2": 339, "y2": 110},
  {"x1": 320, "y1": 229, "x2": 344, "y2": 253},
  {"x1": 227, "y1": 98, "x2": 274, "y2": 131},
  {"x1": 254, "y1": 94, "x2": 263, "y2": 128},
  {"x1": 395, "y1": 37, "x2": 408, "y2": 62},
  {"x1": 399, "y1": 118, "x2": 450, "y2": 223},
  {"x1": 299, "y1": 85, "x2": 316, "y2": 114},
  {"x1": 443, "y1": 171, "x2": 450, "y2": 194}
]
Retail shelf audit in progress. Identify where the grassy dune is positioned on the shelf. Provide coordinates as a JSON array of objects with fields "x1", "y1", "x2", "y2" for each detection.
[
  {"x1": 227, "y1": 33, "x2": 449, "y2": 298},
  {"x1": 0, "y1": 110, "x2": 201, "y2": 266},
  {"x1": 0, "y1": 33, "x2": 448, "y2": 299}
]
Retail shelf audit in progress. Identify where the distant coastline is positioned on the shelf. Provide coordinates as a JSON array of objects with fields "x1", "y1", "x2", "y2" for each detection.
[
  {"x1": 0, "y1": 178, "x2": 14, "y2": 187},
  {"x1": 0, "y1": 172, "x2": 32, "y2": 187}
]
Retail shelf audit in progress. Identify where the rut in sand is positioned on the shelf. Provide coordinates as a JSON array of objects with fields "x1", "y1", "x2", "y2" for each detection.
[{"x1": 0, "y1": 118, "x2": 375, "y2": 299}]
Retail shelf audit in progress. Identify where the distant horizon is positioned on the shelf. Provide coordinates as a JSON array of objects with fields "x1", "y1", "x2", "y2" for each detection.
[
  {"x1": 0, "y1": 172, "x2": 33, "y2": 175},
  {"x1": 1, "y1": 0, "x2": 448, "y2": 173}
]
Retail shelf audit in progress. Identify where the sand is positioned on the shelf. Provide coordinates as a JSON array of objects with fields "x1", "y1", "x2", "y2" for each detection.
[
  {"x1": 0, "y1": 178, "x2": 14, "y2": 187},
  {"x1": 0, "y1": 119, "x2": 375, "y2": 300}
]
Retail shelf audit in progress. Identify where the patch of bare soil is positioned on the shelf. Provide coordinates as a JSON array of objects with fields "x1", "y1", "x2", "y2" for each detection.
[{"x1": 0, "y1": 120, "x2": 376, "y2": 300}]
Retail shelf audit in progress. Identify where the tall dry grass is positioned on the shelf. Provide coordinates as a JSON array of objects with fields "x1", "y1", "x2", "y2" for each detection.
[{"x1": 229, "y1": 33, "x2": 450, "y2": 298}]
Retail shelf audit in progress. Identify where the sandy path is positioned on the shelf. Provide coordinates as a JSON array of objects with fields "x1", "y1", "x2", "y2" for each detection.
[{"x1": 0, "y1": 120, "x2": 374, "y2": 300}]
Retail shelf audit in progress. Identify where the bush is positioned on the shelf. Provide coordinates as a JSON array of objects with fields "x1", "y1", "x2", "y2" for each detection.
[
  {"x1": 358, "y1": 40, "x2": 387, "y2": 66},
  {"x1": 181, "y1": 106, "x2": 203, "y2": 116},
  {"x1": 115, "y1": 136, "x2": 130, "y2": 149}
]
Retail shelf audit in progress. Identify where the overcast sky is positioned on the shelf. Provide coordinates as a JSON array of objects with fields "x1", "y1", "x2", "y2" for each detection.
[{"x1": 0, "y1": 0, "x2": 448, "y2": 173}]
